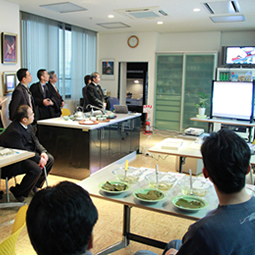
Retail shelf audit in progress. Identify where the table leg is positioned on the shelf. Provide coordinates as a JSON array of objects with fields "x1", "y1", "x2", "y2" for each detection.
[
  {"x1": 179, "y1": 157, "x2": 186, "y2": 173},
  {"x1": 95, "y1": 205, "x2": 167, "y2": 255}
]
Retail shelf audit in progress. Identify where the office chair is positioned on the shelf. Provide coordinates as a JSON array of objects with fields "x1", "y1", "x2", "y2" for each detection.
[{"x1": 0, "y1": 204, "x2": 28, "y2": 255}]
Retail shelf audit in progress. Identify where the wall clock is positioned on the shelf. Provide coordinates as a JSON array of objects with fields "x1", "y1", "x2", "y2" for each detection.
[{"x1": 127, "y1": 35, "x2": 139, "y2": 48}]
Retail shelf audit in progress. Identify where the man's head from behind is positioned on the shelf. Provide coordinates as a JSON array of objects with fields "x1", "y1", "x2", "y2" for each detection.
[
  {"x1": 201, "y1": 129, "x2": 251, "y2": 194},
  {"x1": 26, "y1": 181, "x2": 98, "y2": 255}
]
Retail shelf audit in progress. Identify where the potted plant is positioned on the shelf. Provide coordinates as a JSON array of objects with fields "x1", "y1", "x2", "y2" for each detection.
[{"x1": 195, "y1": 92, "x2": 209, "y2": 116}]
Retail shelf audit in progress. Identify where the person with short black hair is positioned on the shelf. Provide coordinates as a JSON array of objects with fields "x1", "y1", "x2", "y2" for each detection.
[
  {"x1": 82, "y1": 74, "x2": 91, "y2": 111},
  {"x1": 0, "y1": 105, "x2": 53, "y2": 202},
  {"x1": 9, "y1": 68, "x2": 37, "y2": 125},
  {"x1": 135, "y1": 129, "x2": 255, "y2": 255},
  {"x1": 86, "y1": 72, "x2": 105, "y2": 109},
  {"x1": 26, "y1": 181, "x2": 98, "y2": 255},
  {"x1": 30, "y1": 69, "x2": 58, "y2": 120}
]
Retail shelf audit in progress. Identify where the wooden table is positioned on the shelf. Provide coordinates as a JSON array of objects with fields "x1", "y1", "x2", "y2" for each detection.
[
  {"x1": 149, "y1": 139, "x2": 255, "y2": 182},
  {"x1": 78, "y1": 164, "x2": 219, "y2": 255},
  {"x1": 190, "y1": 117, "x2": 255, "y2": 142},
  {"x1": 0, "y1": 148, "x2": 35, "y2": 208}
]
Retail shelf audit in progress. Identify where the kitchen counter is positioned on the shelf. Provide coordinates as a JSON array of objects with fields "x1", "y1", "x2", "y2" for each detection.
[
  {"x1": 37, "y1": 113, "x2": 141, "y2": 130},
  {"x1": 37, "y1": 113, "x2": 141, "y2": 176}
]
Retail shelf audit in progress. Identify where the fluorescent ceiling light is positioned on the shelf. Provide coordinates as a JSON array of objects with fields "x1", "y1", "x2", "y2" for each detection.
[
  {"x1": 96, "y1": 22, "x2": 130, "y2": 29},
  {"x1": 134, "y1": 80, "x2": 139, "y2": 83},
  {"x1": 40, "y1": 2, "x2": 87, "y2": 13},
  {"x1": 108, "y1": 15, "x2": 114, "y2": 18},
  {"x1": 210, "y1": 14, "x2": 245, "y2": 23},
  {"x1": 157, "y1": 21, "x2": 163, "y2": 25},
  {"x1": 193, "y1": 8, "x2": 200, "y2": 12}
]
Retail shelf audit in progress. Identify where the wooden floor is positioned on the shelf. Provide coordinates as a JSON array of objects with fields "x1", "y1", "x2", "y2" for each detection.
[{"x1": 0, "y1": 129, "x2": 195, "y2": 255}]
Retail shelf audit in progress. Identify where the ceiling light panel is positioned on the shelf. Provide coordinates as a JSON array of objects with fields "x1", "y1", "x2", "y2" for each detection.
[
  {"x1": 40, "y1": 2, "x2": 87, "y2": 13},
  {"x1": 210, "y1": 14, "x2": 244, "y2": 23}
]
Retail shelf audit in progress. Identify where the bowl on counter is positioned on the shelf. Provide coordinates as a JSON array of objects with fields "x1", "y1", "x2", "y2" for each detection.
[
  {"x1": 112, "y1": 167, "x2": 142, "y2": 184},
  {"x1": 145, "y1": 172, "x2": 176, "y2": 191},
  {"x1": 178, "y1": 176, "x2": 211, "y2": 197}
]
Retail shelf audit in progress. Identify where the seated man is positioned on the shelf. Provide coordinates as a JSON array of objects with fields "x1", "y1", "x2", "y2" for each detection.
[
  {"x1": 0, "y1": 105, "x2": 53, "y2": 202},
  {"x1": 135, "y1": 129, "x2": 255, "y2": 255},
  {"x1": 26, "y1": 181, "x2": 98, "y2": 255}
]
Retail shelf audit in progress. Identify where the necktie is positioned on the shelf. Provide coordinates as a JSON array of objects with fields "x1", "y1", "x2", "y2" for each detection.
[{"x1": 43, "y1": 85, "x2": 46, "y2": 98}]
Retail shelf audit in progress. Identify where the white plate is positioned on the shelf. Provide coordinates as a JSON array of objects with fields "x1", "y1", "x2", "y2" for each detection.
[
  {"x1": 99, "y1": 181, "x2": 130, "y2": 194},
  {"x1": 171, "y1": 195, "x2": 208, "y2": 211}
]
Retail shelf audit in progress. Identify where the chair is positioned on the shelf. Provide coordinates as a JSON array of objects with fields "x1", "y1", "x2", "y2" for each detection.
[
  {"x1": 0, "y1": 204, "x2": 28, "y2": 255},
  {"x1": 0, "y1": 166, "x2": 48, "y2": 203},
  {"x1": 61, "y1": 108, "x2": 71, "y2": 116}
]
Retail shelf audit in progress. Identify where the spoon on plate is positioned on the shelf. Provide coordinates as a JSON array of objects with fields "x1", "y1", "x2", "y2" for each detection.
[
  {"x1": 155, "y1": 164, "x2": 159, "y2": 189},
  {"x1": 189, "y1": 169, "x2": 193, "y2": 195}
]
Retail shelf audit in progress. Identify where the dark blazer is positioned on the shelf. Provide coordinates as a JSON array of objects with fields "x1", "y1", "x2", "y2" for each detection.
[
  {"x1": 47, "y1": 82, "x2": 63, "y2": 117},
  {"x1": 9, "y1": 83, "x2": 38, "y2": 123},
  {"x1": 82, "y1": 85, "x2": 89, "y2": 111},
  {"x1": 0, "y1": 120, "x2": 47, "y2": 164},
  {"x1": 86, "y1": 83, "x2": 105, "y2": 108},
  {"x1": 30, "y1": 82, "x2": 60, "y2": 120}
]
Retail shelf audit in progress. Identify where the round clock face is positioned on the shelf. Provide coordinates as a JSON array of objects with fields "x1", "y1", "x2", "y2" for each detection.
[{"x1": 128, "y1": 35, "x2": 139, "y2": 48}]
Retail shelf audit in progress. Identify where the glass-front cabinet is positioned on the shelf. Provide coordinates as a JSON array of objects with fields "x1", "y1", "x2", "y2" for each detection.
[{"x1": 155, "y1": 53, "x2": 217, "y2": 131}]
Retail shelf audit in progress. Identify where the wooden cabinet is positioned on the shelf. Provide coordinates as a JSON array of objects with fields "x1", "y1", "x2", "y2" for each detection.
[{"x1": 155, "y1": 53, "x2": 217, "y2": 131}]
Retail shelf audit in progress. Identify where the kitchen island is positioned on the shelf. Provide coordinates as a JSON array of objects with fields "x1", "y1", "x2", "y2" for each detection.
[{"x1": 37, "y1": 113, "x2": 141, "y2": 176}]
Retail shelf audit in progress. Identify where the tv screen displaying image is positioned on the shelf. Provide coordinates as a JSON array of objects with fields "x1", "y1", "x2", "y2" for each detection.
[
  {"x1": 210, "y1": 81, "x2": 255, "y2": 122},
  {"x1": 226, "y1": 46, "x2": 255, "y2": 65}
]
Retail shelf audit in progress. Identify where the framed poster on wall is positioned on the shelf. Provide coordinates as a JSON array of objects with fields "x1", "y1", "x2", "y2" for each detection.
[
  {"x1": 101, "y1": 59, "x2": 114, "y2": 80},
  {"x1": 1, "y1": 32, "x2": 17, "y2": 64},
  {"x1": 3, "y1": 72, "x2": 16, "y2": 94}
]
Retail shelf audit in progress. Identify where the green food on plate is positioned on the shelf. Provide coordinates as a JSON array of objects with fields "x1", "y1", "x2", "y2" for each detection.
[
  {"x1": 176, "y1": 198, "x2": 205, "y2": 209},
  {"x1": 136, "y1": 190, "x2": 164, "y2": 200},
  {"x1": 102, "y1": 181, "x2": 127, "y2": 191}
]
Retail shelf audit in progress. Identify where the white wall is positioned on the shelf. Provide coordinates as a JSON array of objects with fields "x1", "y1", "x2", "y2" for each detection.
[
  {"x1": 98, "y1": 30, "x2": 255, "y2": 127},
  {"x1": 0, "y1": 0, "x2": 20, "y2": 127}
]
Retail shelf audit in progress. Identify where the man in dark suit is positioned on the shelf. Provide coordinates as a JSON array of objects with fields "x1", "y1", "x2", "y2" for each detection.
[
  {"x1": 9, "y1": 68, "x2": 37, "y2": 126},
  {"x1": 82, "y1": 75, "x2": 91, "y2": 112},
  {"x1": 30, "y1": 69, "x2": 59, "y2": 120},
  {"x1": 0, "y1": 105, "x2": 54, "y2": 202},
  {"x1": 86, "y1": 72, "x2": 105, "y2": 109},
  {"x1": 48, "y1": 71, "x2": 65, "y2": 117}
]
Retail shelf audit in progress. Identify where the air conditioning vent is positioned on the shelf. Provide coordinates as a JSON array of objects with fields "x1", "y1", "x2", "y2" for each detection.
[
  {"x1": 202, "y1": 1, "x2": 241, "y2": 15},
  {"x1": 115, "y1": 6, "x2": 168, "y2": 19}
]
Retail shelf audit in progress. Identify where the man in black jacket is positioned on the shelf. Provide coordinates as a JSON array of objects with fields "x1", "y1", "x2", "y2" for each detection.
[
  {"x1": 48, "y1": 71, "x2": 64, "y2": 117},
  {"x1": 0, "y1": 105, "x2": 54, "y2": 202},
  {"x1": 9, "y1": 68, "x2": 37, "y2": 126},
  {"x1": 86, "y1": 72, "x2": 105, "y2": 109},
  {"x1": 30, "y1": 69, "x2": 59, "y2": 120}
]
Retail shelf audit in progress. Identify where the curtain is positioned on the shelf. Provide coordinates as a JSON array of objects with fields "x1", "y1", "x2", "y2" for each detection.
[{"x1": 21, "y1": 12, "x2": 97, "y2": 109}]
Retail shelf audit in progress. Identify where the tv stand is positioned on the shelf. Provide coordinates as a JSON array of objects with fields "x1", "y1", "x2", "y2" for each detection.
[{"x1": 190, "y1": 117, "x2": 255, "y2": 142}]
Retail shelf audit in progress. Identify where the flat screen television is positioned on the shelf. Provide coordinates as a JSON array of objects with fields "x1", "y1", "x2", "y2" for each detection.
[
  {"x1": 223, "y1": 46, "x2": 255, "y2": 66},
  {"x1": 210, "y1": 81, "x2": 255, "y2": 122}
]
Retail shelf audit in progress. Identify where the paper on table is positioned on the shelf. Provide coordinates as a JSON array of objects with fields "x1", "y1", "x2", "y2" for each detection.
[{"x1": 0, "y1": 148, "x2": 16, "y2": 156}]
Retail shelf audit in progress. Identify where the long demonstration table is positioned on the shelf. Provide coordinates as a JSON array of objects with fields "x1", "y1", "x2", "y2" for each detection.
[
  {"x1": 190, "y1": 117, "x2": 255, "y2": 142},
  {"x1": 149, "y1": 139, "x2": 255, "y2": 182},
  {"x1": 37, "y1": 113, "x2": 141, "y2": 175},
  {"x1": 78, "y1": 164, "x2": 220, "y2": 255},
  {"x1": 0, "y1": 148, "x2": 35, "y2": 208}
]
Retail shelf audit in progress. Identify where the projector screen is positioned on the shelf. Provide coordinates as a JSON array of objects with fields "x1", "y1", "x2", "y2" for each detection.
[{"x1": 210, "y1": 81, "x2": 255, "y2": 122}]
